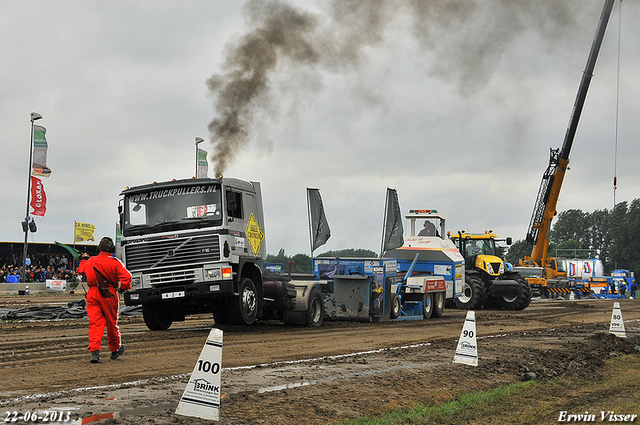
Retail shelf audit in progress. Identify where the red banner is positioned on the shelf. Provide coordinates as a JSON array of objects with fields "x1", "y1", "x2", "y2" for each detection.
[{"x1": 30, "y1": 176, "x2": 47, "y2": 217}]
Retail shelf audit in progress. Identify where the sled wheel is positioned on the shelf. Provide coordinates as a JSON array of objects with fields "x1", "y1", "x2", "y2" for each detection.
[
  {"x1": 306, "y1": 287, "x2": 324, "y2": 327},
  {"x1": 390, "y1": 294, "x2": 401, "y2": 319},
  {"x1": 432, "y1": 292, "x2": 445, "y2": 318},
  {"x1": 422, "y1": 293, "x2": 433, "y2": 319}
]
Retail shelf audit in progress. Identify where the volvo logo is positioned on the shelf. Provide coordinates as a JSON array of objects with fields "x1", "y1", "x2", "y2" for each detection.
[{"x1": 124, "y1": 237, "x2": 148, "y2": 245}]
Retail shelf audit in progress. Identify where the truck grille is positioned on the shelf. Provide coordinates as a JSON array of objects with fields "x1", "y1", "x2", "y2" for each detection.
[{"x1": 124, "y1": 234, "x2": 221, "y2": 272}]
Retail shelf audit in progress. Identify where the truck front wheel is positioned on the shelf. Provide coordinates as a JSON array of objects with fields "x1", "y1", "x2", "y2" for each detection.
[
  {"x1": 227, "y1": 278, "x2": 258, "y2": 325},
  {"x1": 142, "y1": 303, "x2": 173, "y2": 331}
]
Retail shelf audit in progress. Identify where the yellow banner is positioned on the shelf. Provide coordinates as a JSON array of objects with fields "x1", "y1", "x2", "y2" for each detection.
[{"x1": 75, "y1": 222, "x2": 96, "y2": 242}]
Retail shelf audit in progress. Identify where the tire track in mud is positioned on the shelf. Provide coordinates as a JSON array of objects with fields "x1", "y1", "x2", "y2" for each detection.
[
  {"x1": 0, "y1": 297, "x2": 638, "y2": 400},
  {"x1": 0, "y1": 300, "x2": 628, "y2": 369}
]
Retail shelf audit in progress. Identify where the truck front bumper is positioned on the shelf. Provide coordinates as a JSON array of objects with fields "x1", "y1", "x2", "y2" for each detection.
[{"x1": 124, "y1": 280, "x2": 234, "y2": 306}]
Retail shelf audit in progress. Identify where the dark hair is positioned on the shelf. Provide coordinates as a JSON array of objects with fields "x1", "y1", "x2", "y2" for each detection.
[{"x1": 98, "y1": 237, "x2": 115, "y2": 253}]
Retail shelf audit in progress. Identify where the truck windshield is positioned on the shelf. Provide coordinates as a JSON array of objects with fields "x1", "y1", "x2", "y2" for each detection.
[
  {"x1": 123, "y1": 183, "x2": 222, "y2": 236},
  {"x1": 555, "y1": 258, "x2": 567, "y2": 273}
]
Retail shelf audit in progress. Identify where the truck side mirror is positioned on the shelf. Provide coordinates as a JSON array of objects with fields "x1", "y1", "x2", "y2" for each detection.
[{"x1": 506, "y1": 237, "x2": 512, "y2": 246}]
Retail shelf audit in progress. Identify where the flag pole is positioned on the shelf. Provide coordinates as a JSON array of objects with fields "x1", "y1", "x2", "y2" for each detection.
[
  {"x1": 307, "y1": 188, "x2": 313, "y2": 258},
  {"x1": 22, "y1": 112, "x2": 42, "y2": 282}
]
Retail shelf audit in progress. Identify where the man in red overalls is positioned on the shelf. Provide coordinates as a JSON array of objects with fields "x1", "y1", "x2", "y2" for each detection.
[{"x1": 78, "y1": 237, "x2": 131, "y2": 363}]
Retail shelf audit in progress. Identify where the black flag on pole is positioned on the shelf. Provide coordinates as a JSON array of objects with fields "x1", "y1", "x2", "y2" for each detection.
[
  {"x1": 382, "y1": 188, "x2": 404, "y2": 253},
  {"x1": 307, "y1": 188, "x2": 331, "y2": 252}
]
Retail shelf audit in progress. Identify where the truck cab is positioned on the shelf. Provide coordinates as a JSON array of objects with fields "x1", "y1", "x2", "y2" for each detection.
[{"x1": 119, "y1": 177, "x2": 266, "y2": 329}]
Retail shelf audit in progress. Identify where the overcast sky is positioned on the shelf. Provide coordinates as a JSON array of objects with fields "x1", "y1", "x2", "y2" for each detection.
[{"x1": 2, "y1": 0, "x2": 639, "y2": 257}]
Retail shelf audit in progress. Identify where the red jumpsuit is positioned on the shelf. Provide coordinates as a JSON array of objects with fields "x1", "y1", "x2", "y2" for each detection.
[{"x1": 78, "y1": 252, "x2": 132, "y2": 353}]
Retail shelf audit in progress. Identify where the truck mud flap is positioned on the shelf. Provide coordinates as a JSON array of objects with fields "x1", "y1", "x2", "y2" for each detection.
[
  {"x1": 262, "y1": 280, "x2": 297, "y2": 312},
  {"x1": 263, "y1": 280, "x2": 297, "y2": 299},
  {"x1": 490, "y1": 280, "x2": 520, "y2": 298}
]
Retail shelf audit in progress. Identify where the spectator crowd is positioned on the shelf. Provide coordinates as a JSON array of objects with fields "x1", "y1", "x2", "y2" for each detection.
[{"x1": 1, "y1": 253, "x2": 75, "y2": 283}]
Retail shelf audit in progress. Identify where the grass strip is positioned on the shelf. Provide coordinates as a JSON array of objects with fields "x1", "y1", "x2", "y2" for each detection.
[{"x1": 333, "y1": 355, "x2": 640, "y2": 425}]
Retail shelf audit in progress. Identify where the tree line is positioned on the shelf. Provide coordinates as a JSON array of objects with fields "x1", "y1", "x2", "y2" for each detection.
[
  {"x1": 505, "y1": 199, "x2": 640, "y2": 274},
  {"x1": 267, "y1": 199, "x2": 640, "y2": 276},
  {"x1": 264, "y1": 248, "x2": 377, "y2": 275}
]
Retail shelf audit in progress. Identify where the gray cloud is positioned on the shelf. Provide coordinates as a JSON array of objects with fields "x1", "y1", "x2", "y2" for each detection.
[{"x1": 206, "y1": 0, "x2": 599, "y2": 176}]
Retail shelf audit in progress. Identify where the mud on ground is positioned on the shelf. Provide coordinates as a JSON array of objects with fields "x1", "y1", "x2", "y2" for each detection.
[{"x1": 0, "y1": 294, "x2": 638, "y2": 424}]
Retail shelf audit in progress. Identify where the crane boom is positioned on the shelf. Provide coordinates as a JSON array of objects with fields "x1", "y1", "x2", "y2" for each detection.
[{"x1": 525, "y1": 0, "x2": 615, "y2": 267}]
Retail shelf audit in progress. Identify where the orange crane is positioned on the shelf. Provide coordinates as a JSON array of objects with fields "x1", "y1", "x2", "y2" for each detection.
[{"x1": 519, "y1": 0, "x2": 616, "y2": 296}]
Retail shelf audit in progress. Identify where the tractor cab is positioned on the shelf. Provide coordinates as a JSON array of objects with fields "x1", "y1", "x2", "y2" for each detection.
[{"x1": 450, "y1": 231, "x2": 512, "y2": 279}]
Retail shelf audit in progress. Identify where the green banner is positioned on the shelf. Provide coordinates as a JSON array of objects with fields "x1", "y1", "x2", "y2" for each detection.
[
  {"x1": 32, "y1": 125, "x2": 51, "y2": 177},
  {"x1": 55, "y1": 241, "x2": 82, "y2": 261},
  {"x1": 197, "y1": 148, "x2": 208, "y2": 178}
]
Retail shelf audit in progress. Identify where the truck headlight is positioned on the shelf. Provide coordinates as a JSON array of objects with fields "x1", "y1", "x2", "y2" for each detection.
[
  {"x1": 129, "y1": 293, "x2": 140, "y2": 300},
  {"x1": 207, "y1": 268, "x2": 221, "y2": 279}
]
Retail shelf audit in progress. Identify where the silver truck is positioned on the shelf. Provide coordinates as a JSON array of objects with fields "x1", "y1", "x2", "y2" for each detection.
[{"x1": 120, "y1": 177, "x2": 323, "y2": 330}]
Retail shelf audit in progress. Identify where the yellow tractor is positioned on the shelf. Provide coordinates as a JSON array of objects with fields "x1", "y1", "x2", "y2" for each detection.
[{"x1": 450, "y1": 231, "x2": 532, "y2": 310}]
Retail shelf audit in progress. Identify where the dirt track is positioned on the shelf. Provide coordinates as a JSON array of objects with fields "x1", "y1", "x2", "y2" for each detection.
[{"x1": 1, "y1": 294, "x2": 639, "y2": 424}]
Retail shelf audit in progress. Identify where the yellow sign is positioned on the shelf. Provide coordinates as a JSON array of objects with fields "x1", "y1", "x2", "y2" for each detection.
[
  {"x1": 75, "y1": 221, "x2": 96, "y2": 242},
  {"x1": 245, "y1": 213, "x2": 264, "y2": 257}
]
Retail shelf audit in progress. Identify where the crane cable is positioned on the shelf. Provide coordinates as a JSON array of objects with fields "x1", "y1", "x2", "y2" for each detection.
[{"x1": 613, "y1": 0, "x2": 623, "y2": 208}]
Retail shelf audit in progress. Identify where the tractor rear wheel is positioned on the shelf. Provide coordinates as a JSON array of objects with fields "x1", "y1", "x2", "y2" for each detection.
[{"x1": 453, "y1": 275, "x2": 486, "y2": 310}]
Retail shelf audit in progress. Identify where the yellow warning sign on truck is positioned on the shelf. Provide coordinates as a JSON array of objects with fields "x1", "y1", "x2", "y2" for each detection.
[{"x1": 246, "y1": 213, "x2": 264, "y2": 257}]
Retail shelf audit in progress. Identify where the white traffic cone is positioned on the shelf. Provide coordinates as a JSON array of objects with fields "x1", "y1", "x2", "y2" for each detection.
[
  {"x1": 569, "y1": 291, "x2": 575, "y2": 300},
  {"x1": 609, "y1": 302, "x2": 626, "y2": 338},
  {"x1": 453, "y1": 311, "x2": 478, "y2": 366},
  {"x1": 176, "y1": 328, "x2": 224, "y2": 420}
]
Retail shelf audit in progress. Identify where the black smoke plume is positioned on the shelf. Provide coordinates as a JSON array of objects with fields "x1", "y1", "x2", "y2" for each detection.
[{"x1": 207, "y1": 0, "x2": 588, "y2": 176}]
